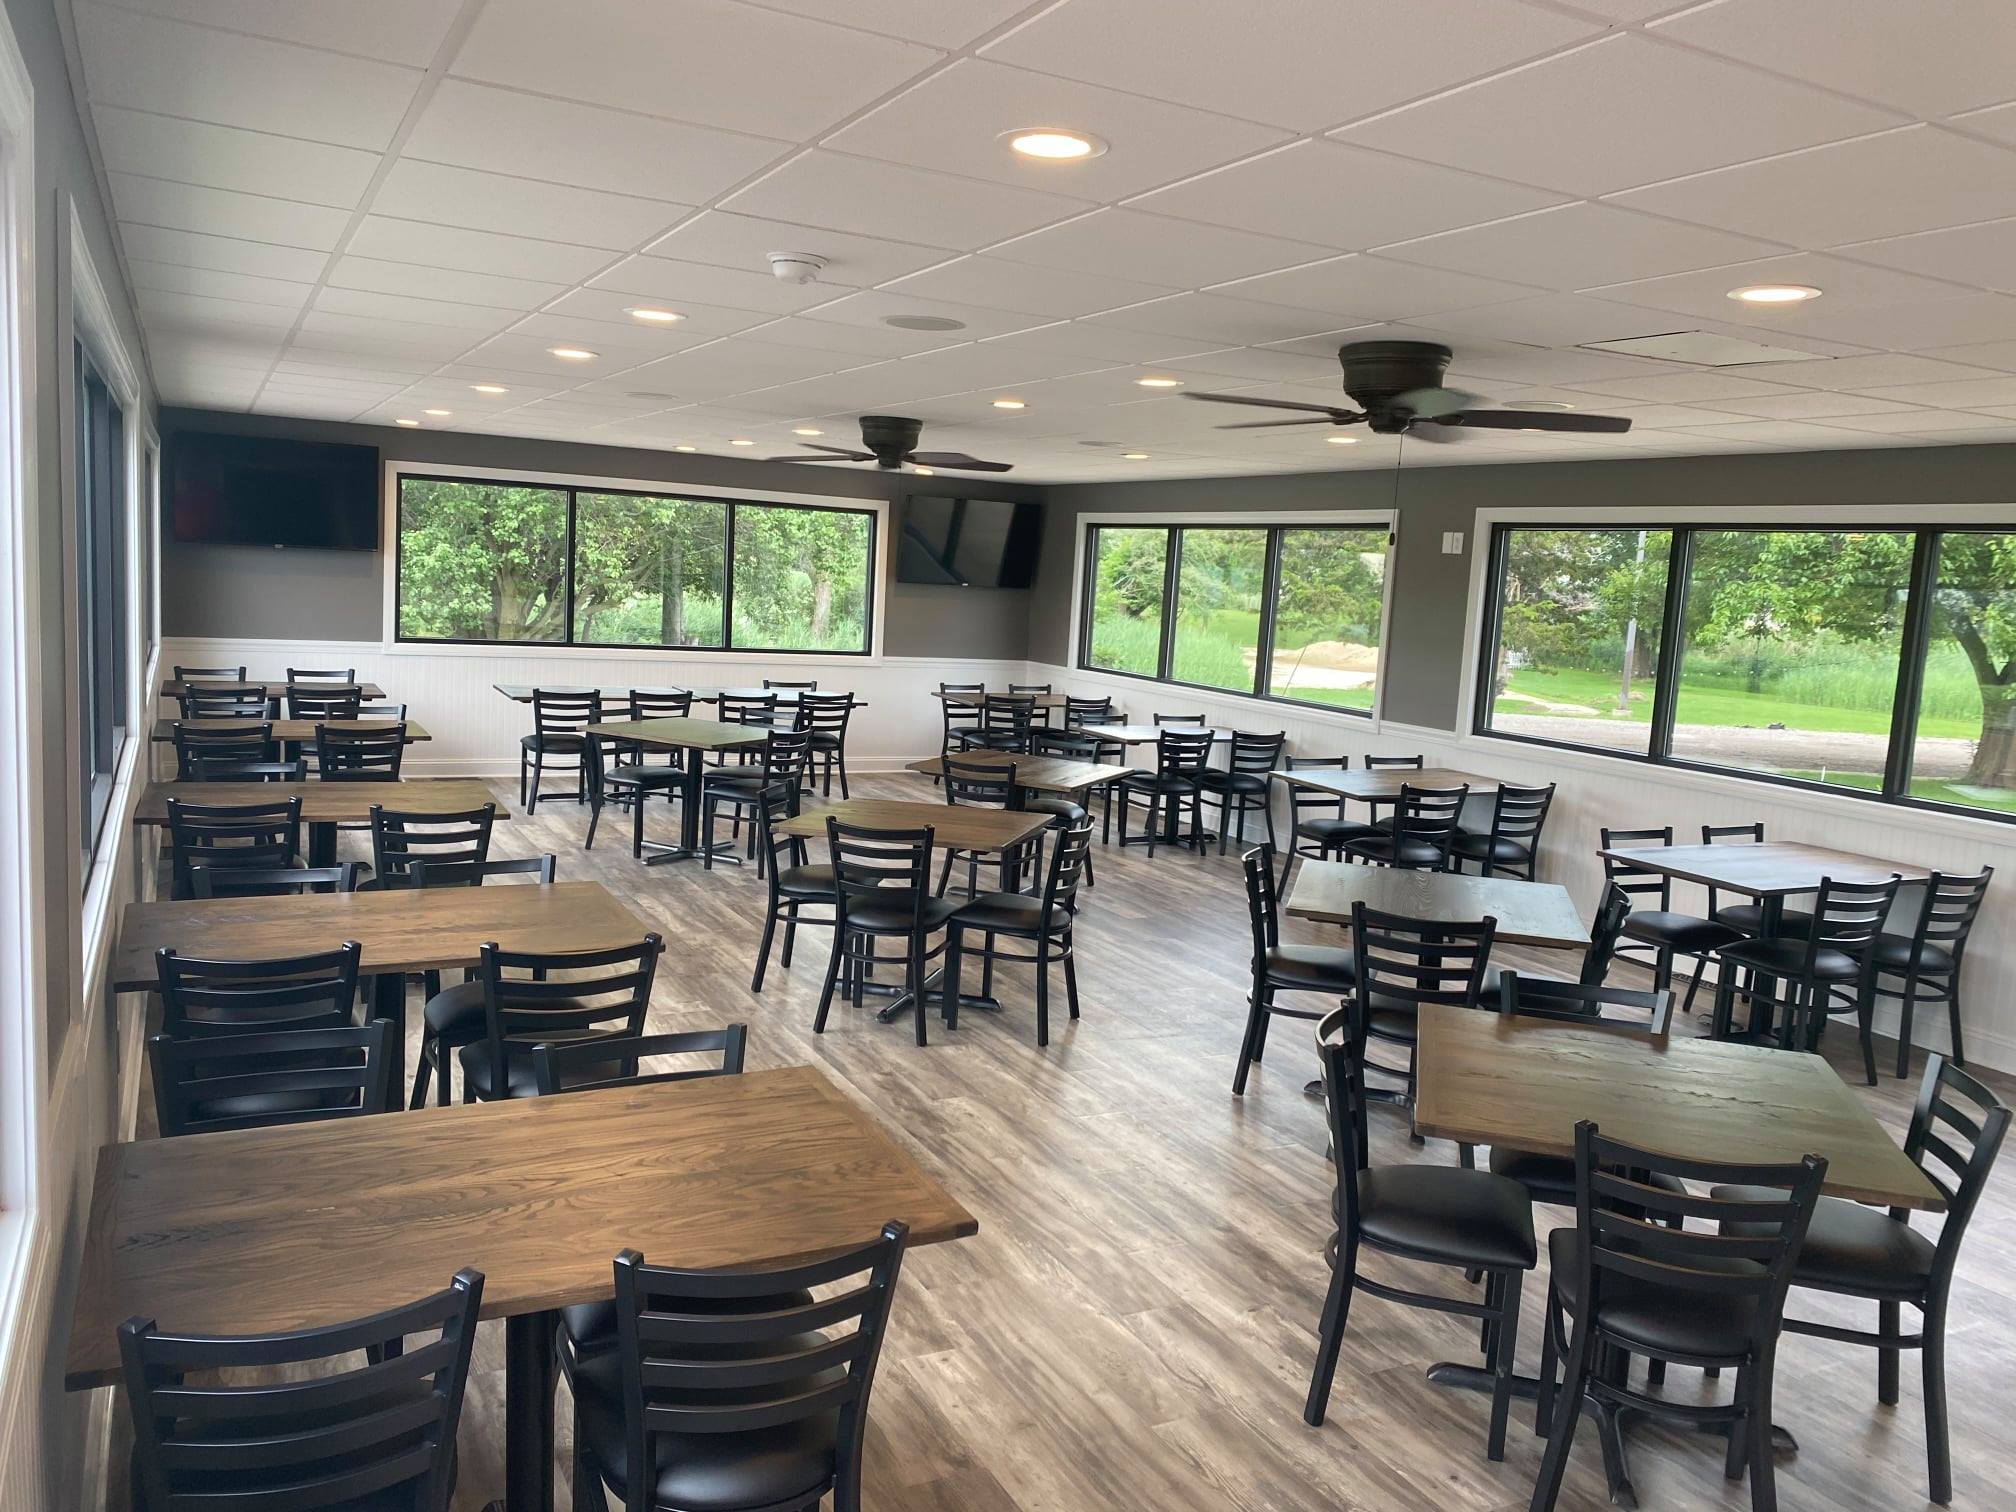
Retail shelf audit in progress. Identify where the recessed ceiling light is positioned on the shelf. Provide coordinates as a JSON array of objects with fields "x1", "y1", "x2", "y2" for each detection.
[
  {"x1": 1523, "y1": 400, "x2": 1576, "y2": 411},
  {"x1": 1002, "y1": 127, "x2": 1106, "y2": 161},
  {"x1": 1326, "y1": 434, "x2": 1357, "y2": 444},
  {"x1": 882, "y1": 314, "x2": 966, "y2": 332},
  {"x1": 674, "y1": 444, "x2": 699, "y2": 453},
  {"x1": 1122, "y1": 451, "x2": 1150, "y2": 460},
  {"x1": 729, "y1": 438, "x2": 755, "y2": 447},
  {"x1": 793, "y1": 426, "x2": 823, "y2": 436},
  {"x1": 423, "y1": 408, "x2": 451, "y2": 417},
  {"x1": 548, "y1": 346, "x2": 598, "y2": 361},
  {"x1": 626, "y1": 306, "x2": 683, "y2": 324},
  {"x1": 1727, "y1": 283, "x2": 1822, "y2": 305},
  {"x1": 913, "y1": 466, "x2": 935, "y2": 476},
  {"x1": 470, "y1": 383, "x2": 510, "y2": 394},
  {"x1": 1135, "y1": 376, "x2": 1182, "y2": 388},
  {"x1": 992, "y1": 398, "x2": 1026, "y2": 410},
  {"x1": 394, "y1": 418, "x2": 420, "y2": 427}
]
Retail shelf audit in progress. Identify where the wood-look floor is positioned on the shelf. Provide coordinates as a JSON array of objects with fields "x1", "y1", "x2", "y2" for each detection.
[{"x1": 120, "y1": 772, "x2": 2016, "y2": 1512}]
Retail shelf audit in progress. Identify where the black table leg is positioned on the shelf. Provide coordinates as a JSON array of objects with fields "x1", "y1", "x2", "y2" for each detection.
[
  {"x1": 370, "y1": 971, "x2": 406, "y2": 1104},
  {"x1": 504, "y1": 1310, "x2": 556, "y2": 1512},
  {"x1": 639, "y1": 745, "x2": 708, "y2": 866},
  {"x1": 306, "y1": 819, "x2": 336, "y2": 867}
]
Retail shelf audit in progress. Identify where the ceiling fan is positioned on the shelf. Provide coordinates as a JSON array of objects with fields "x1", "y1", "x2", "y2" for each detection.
[
  {"x1": 1181, "y1": 340, "x2": 1632, "y2": 442},
  {"x1": 769, "y1": 414, "x2": 1013, "y2": 472}
]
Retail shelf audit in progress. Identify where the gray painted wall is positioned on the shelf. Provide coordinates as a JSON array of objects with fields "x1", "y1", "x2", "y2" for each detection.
[
  {"x1": 1032, "y1": 443, "x2": 2016, "y2": 729},
  {"x1": 160, "y1": 409, "x2": 1044, "y2": 660}
]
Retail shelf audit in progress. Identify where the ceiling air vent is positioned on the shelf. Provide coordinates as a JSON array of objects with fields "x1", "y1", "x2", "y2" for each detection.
[{"x1": 1579, "y1": 331, "x2": 1834, "y2": 367}]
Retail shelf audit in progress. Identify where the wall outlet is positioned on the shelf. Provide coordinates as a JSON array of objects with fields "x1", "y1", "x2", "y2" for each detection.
[{"x1": 1441, "y1": 531, "x2": 1465, "y2": 555}]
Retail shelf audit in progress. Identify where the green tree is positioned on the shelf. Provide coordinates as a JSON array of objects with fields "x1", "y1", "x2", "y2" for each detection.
[
  {"x1": 1926, "y1": 533, "x2": 2016, "y2": 786},
  {"x1": 397, "y1": 480, "x2": 568, "y2": 641}
]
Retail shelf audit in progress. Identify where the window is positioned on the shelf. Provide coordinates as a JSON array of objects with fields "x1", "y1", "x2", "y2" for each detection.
[
  {"x1": 1077, "y1": 519, "x2": 1391, "y2": 712},
  {"x1": 395, "y1": 473, "x2": 875, "y2": 655},
  {"x1": 1476, "y1": 520, "x2": 2016, "y2": 822},
  {"x1": 76, "y1": 338, "x2": 127, "y2": 866}
]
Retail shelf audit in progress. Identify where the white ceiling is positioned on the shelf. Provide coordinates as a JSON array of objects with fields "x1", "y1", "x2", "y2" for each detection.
[{"x1": 71, "y1": 0, "x2": 2016, "y2": 481}]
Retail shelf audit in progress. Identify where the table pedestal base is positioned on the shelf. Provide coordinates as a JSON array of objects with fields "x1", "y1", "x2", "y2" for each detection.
[{"x1": 504, "y1": 1309, "x2": 557, "y2": 1512}]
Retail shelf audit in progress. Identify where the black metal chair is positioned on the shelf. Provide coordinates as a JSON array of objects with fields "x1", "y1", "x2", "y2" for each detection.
[
  {"x1": 1342, "y1": 783, "x2": 1468, "y2": 872},
  {"x1": 1197, "y1": 730, "x2": 1285, "y2": 852},
  {"x1": 1873, "y1": 868, "x2": 1991, "y2": 1077},
  {"x1": 315, "y1": 721, "x2": 406, "y2": 781},
  {"x1": 408, "y1": 856, "x2": 560, "y2": 1109},
  {"x1": 593, "y1": 694, "x2": 699, "y2": 856},
  {"x1": 119, "y1": 1267, "x2": 482, "y2": 1512},
  {"x1": 936, "y1": 682, "x2": 986, "y2": 778},
  {"x1": 288, "y1": 665, "x2": 357, "y2": 683},
  {"x1": 963, "y1": 692, "x2": 1037, "y2": 754},
  {"x1": 1281, "y1": 754, "x2": 1371, "y2": 890},
  {"x1": 749, "y1": 782, "x2": 836, "y2": 994},
  {"x1": 188, "y1": 861, "x2": 361, "y2": 898},
  {"x1": 1703, "y1": 822, "x2": 1813, "y2": 938},
  {"x1": 1306, "y1": 1004, "x2": 1536, "y2": 1460},
  {"x1": 701, "y1": 728, "x2": 813, "y2": 869},
  {"x1": 173, "y1": 663, "x2": 245, "y2": 682},
  {"x1": 1482, "y1": 881, "x2": 1633, "y2": 1005},
  {"x1": 561, "y1": 1224, "x2": 908, "y2": 1512},
  {"x1": 944, "y1": 819, "x2": 1093, "y2": 1046},
  {"x1": 1452, "y1": 781, "x2": 1555, "y2": 879},
  {"x1": 1231, "y1": 843, "x2": 1355, "y2": 1095},
  {"x1": 813, "y1": 821, "x2": 958, "y2": 1048},
  {"x1": 165, "y1": 795, "x2": 304, "y2": 901},
  {"x1": 369, "y1": 802, "x2": 497, "y2": 890},
  {"x1": 1601, "y1": 824, "x2": 1742, "y2": 1011},
  {"x1": 1528, "y1": 1124, "x2": 1826, "y2": 1512},
  {"x1": 1713, "y1": 1054, "x2": 2008, "y2": 1506},
  {"x1": 763, "y1": 677, "x2": 818, "y2": 692},
  {"x1": 716, "y1": 689, "x2": 781, "y2": 740},
  {"x1": 795, "y1": 691, "x2": 858, "y2": 798},
  {"x1": 171, "y1": 720, "x2": 284, "y2": 782},
  {"x1": 460, "y1": 934, "x2": 663, "y2": 1103},
  {"x1": 148, "y1": 1020, "x2": 392, "y2": 1137},
  {"x1": 935, "y1": 755, "x2": 1031, "y2": 900},
  {"x1": 1711, "y1": 874, "x2": 1902, "y2": 1083},
  {"x1": 286, "y1": 683, "x2": 364, "y2": 721},
  {"x1": 155, "y1": 940, "x2": 363, "y2": 1039},
  {"x1": 1117, "y1": 727, "x2": 1214, "y2": 857},
  {"x1": 1009, "y1": 682, "x2": 1053, "y2": 698},
  {"x1": 1349, "y1": 901, "x2": 1495, "y2": 1110},
  {"x1": 532, "y1": 1025, "x2": 747, "y2": 1096},
  {"x1": 178, "y1": 686, "x2": 270, "y2": 721},
  {"x1": 521, "y1": 688, "x2": 601, "y2": 811}
]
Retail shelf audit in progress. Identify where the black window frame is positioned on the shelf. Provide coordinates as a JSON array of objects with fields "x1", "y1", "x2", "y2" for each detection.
[
  {"x1": 1472, "y1": 518, "x2": 2016, "y2": 825},
  {"x1": 392, "y1": 470, "x2": 879, "y2": 658},
  {"x1": 1074, "y1": 518, "x2": 1394, "y2": 716},
  {"x1": 75, "y1": 335, "x2": 128, "y2": 872}
]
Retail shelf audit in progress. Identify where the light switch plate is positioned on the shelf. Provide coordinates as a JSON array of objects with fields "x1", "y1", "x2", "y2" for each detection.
[{"x1": 1441, "y1": 531, "x2": 1464, "y2": 555}]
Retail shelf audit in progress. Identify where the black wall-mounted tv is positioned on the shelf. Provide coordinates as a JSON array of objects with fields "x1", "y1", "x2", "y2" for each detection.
[
  {"x1": 166, "y1": 431, "x2": 380, "y2": 550},
  {"x1": 896, "y1": 495, "x2": 1041, "y2": 589}
]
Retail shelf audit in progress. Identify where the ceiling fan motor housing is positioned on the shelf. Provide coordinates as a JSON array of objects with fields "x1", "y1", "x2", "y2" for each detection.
[
  {"x1": 859, "y1": 413, "x2": 923, "y2": 467},
  {"x1": 1339, "y1": 340, "x2": 1453, "y2": 430}
]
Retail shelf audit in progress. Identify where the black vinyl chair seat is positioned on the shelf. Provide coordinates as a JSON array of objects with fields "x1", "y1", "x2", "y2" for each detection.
[
  {"x1": 1546, "y1": 1227, "x2": 1764, "y2": 1359},
  {"x1": 1713, "y1": 1184, "x2": 1935, "y2": 1298},
  {"x1": 521, "y1": 730, "x2": 585, "y2": 751},
  {"x1": 1296, "y1": 816, "x2": 1375, "y2": 846},
  {"x1": 567, "y1": 1331, "x2": 840, "y2": 1512},
  {"x1": 457, "y1": 1027, "x2": 608, "y2": 1100},
  {"x1": 606, "y1": 764, "x2": 693, "y2": 794},
  {"x1": 1717, "y1": 935, "x2": 1863, "y2": 981},
  {"x1": 1716, "y1": 903, "x2": 1812, "y2": 937},
  {"x1": 1262, "y1": 943, "x2": 1356, "y2": 991},
  {"x1": 1023, "y1": 795, "x2": 1088, "y2": 824},
  {"x1": 1621, "y1": 910, "x2": 1743, "y2": 953},
  {"x1": 423, "y1": 979, "x2": 486, "y2": 1037},
  {"x1": 1872, "y1": 934, "x2": 1955, "y2": 973},
  {"x1": 1344, "y1": 834, "x2": 1446, "y2": 868},
  {"x1": 774, "y1": 862, "x2": 837, "y2": 899},
  {"x1": 1121, "y1": 770, "x2": 1198, "y2": 794},
  {"x1": 1450, "y1": 832, "x2": 1532, "y2": 865},
  {"x1": 950, "y1": 890, "x2": 1045, "y2": 933},
  {"x1": 1197, "y1": 770, "x2": 1269, "y2": 795},
  {"x1": 1487, "y1": 1148, "x2": 1686, "y2": 1207},
  {"x1": 558, "y1": 1285, "x2": 815, "y2": 1363},
  {"x1": 848, "y1": 892, "x2": 961, "y2": 933},
  {"x1": 1356, "y1": 1166, "x2": 1536, "y2": 1270}
]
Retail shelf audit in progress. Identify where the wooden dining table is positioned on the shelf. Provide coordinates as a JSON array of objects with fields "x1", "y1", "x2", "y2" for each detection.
[
  {"x1": 65, "y1": 1064, "x2": 979, "y2": 1512},
  {"x1": 905, "y1": 750, "x2": 1137, "y2": 795},
  {"x1": 1286, "y1": 861, "x2": 1590, "y2": 950},
  {"x1": 495, "y1": 683, "x2": 868, "y2": 709},
  {"x1": 133, "y1": 776, "x2": 502, "y2": 865},
  {"x1": 111, "y1": 879, "x2": 643, "y2": 1099},
  {"x1": 149, "y1": 716, "x2": 432, "y2": 744},
  {"x1": 583, "y1": 718, "x2": 769, "y2": 864},
  {"x1": 1270, "y1": 764, "x2": 1502, "y2": 801},
  {"x1": 162, "y1": 678, "x2": 389, "y2": 700}
]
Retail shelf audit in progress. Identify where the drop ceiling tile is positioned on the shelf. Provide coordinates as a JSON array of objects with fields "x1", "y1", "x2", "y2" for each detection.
[
  {"x1": 1562, "y1": 371, "x2": 1803, "y2": 402},
  {"x1": 1586, "y1": 402, "x2": 1747, "y2": 428},
  {"x1": 109, "y1": 173, "x2": 350, "y2": 249},
  {"x1": 326, "y1": 256, "x2": 568, "y2": 310},
  {"x1": 747, "y1": 1, "x2": 1036, "y2": 48},
  {"x1": 425, "y1": 365, "x2": 570, "y2": 397},
  {"x1": 1674, "y1": 418, "x2": 1893, "y2": 447},
  {"x1": 295, "y1": 311, "x2": 481, "y2": 360},
  {"x1": 1153, "y1": 347, "x2": 1346, "y2": 384},
  {"x1": 128, "y1": 261, "x2": 313, "y2": 309},
  {"x1": 1857, "y1": 375, "x2": 2016, "y2": 408},
  {"x1": 1959, "y1": 101, "x2": 2016, "y2": 147},
  {"x1": 724, "y1": 151, "x2": 1089, "y2": 250},
  {"x1": 613, "y1": 345, "x2": 869, "y2": 402},
  {"x1": 280, "y1": 358, "x2": 434, "y2": 384},
  {"x1": 983, "y1": 0, "x2": 1599, "y2": 133},
  {"x1": 75, "y1": 4, "x2": 422, "y2": 150},
  {"x1": 1338, "y1": 34, "x2": 1903, "y2": 198},
  {"x1": 122, "y1": 224, "x2": 331, "y2": 282},
  {"x1": 403, "y1": 80, "x2": 787, "y2": 204},
  {"x1": 1696, "y1": 391, "x2": 1926, "y2": 420},
  {"x1": 990, "y1": 208, "x2": 1332, "y2": 287},
  {"x1": 505, "y1": 312, "x2": 719, "y2": 360},
  {"x1": 1968, "y1": 406, "x2": 2016, "y2": 420},
  {"x1": 453, "y1": 331, "x2": 661, "y2": 379},
  {"x1": 1772, "y1": 293, "x2": 2016, "y2": 351},
  {"x1": 1426, "y1": 293, "x2": 1703, "y2": 347},
  {"x1": 109, "y1": 0, "x2": 465, "y2": 65},
  {"x1": 1084, "y1": 291, "x2": 1355, "y2": 346},
  {"x1": 346, "y1": 217, "x2": 613, "y2": 283},
  {"x1": 281, "y1": 345, "x2": 429, "y2": 378},
  {"x1": 1652, "y1": 0, "x2": 2016, "y2": 119},
  {"x1": 312, "y1": 287, "x2": 521, "y2": 334},
  {"x1": 1129, "y1": 139, "x2": 1567, "y2": 252},
  {"x1": 740, "y1": 315, "x2": 967, "y2": 359},
  {"x1": 795, "y1": 289, "x2": 1048, "y2": 342},
  {"x1": 1840, "y1": 218, "x2": 2016, "y2": 296},
  {"x1": 643, "y1": 212, "x2": 947, "y2": 287},
  {"x1": 1378, "y1": 202, "x2": 1785, "y2": 295},
  {"x1": 1612, "y1": 127, "x2": 2016, "y2": 250},
  {"x1": 540, "y1": 287, "x2": 776, "y2": 338},
  {"x1": 454, "y1": 0, "x2": 940, "y2": 140},
  {"x1": 979, "y1": 321, "x2": 1214, "y2": 366},
  {"x1": 92, "y1": 108, "x2": 379, "y2": 208},
  {"x1": 1914, "y1": 339, "x2": 2016, "y2": 372},
  {"x1": 828, "y1": 58, "x2": 1288, "y2": 200},
  {"x1": 1263, "y1": 324, "x2": 1666, "y2": 386},
  {"x1": 369, "y1": 161, "x2": 690, "y2": 252},
  {"x1": 883, "y1": 256, "x2": 1178, "y2": 319},
  {"x1": 1587, "y1": 252, "x2": 1966, "y2": 327},
  {"x1": 139, "y1": 288, "x2": 299, "y2": 331},
  {"x1": 588, "y1": 254, "x2": 844, "y2": 314},
  {"x1": 1771, "y1": 352, "x2": 2013, "y2": 390},
  {"x1": 1217, "y1": 255, "x2": 1542, "y2": 321},
  {"x1": 1822, "y1": 408, "x2": 2015, "y2": 433}
]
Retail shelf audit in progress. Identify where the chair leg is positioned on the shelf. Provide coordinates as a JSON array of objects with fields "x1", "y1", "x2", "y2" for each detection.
[
  {"x1": 1924, "y1": 1298, "x2": 1952, "y2": 1504},
  {"x1": 1233, "y1": 990, "x2": 1268, "y2": 1095},
  {"x1": 752, "y1": 902, "x2": 779, "y2": 992},
  {"x1": 571, "y1": 1403, "x2": 602, "y2": 1512},
  {"x1": 944, "y1": 927, "x2": 963, "y2": 1031},
  {"x1": 1857, "y1": 987, "x2": 1879, "y2": 1086},
  {"x1": 1877, "y1": 1298, "x2": 1900, "y2": 1405},
  {"x1": 1946, "y1": 979, "x2": 1967, "y2": 1069},
  {"x1": 1063, "y1": 931, "x2": 1080, "y2": 1020},
  {"x1": 1528, "y1": 1313, "x2": 1593, "y2": 1512},
  {"x1": 813, "y1": 929, "x2": 845, "y2": 1033},
  {"x1": 1033, "y1": 934, "x2": 1051, "y2": 1047},
  {"x1": 528, "y1": 751, "x2": 542, "y2": 813},
  {"x1": 584, "y1": 789, "x2": 601, "y2": 850},
  {"x1": 1535, "y1": 1291, "x2": 1559, "y2": 1437},
  {"x1": 630, "y1": 790, "x2": 645, "y2": 859},
  {"x1": 781, "y1": 916, "x2": 798, "y2": 969},
  {"x1": 1896, "y1": 975, "x2": 1919, "y2": 1080},
  {"x1": 519, "y1": 750, "x2": 528, "y2": 809},
  {"x1": 1487, "y1": 1266, "x2": 1523, "y2": 1462},
  {"x1": 1747, "y1": 1352, "x2": 1780, "y2": 1512},
  {"x1": 1723, "y1": 1367, "x2": 1750, "y2": 1480},
  {"x1": 908, "y1": 934, "x2": 928, "y2": 1048},
  {"x1": 1303, "y1": 1236, "x2": 1356, "y2": 1427},
  {"x1": 407, "y1": 1038, "x2": 432, "y2": 1111}
]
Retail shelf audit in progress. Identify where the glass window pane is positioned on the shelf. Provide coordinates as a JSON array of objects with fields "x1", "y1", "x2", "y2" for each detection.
[
  {"x1": 1484, "y1": 527, "x2": 1670, "y2": 755},
  {"x1": 1673, "y1": 529, "x2": 1912, "y2": 789},
  {"x1": 1085, "y1": 527, "x2": 1168, "y2": 676},
  {"x1": 1270, "y1": 527, "x2": 1386, "y2": 713},
  {"x1": 730, "y1": 504, "x2": 872, "y2": 652},
  {"x1": 397, "y1": 478, "x2": 569, "y2": 642},
  {"x1": 1170, "y1": 528, "x2": 1267, "y2": 692},
  {"x1": 572, "y1": 491, "x2": 726, "y2": 647},
  {"x1": 1909, "y1": 532, "x2": 2016, "y2": 815}
]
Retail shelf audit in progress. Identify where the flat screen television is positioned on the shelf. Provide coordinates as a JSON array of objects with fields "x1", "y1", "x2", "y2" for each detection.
[
  {"x1": 896, "y1": 495, "x2": 1041, "y2": 588},
  {"x1": 166, "y1": 431, "x2": 380, "y2": 550}
]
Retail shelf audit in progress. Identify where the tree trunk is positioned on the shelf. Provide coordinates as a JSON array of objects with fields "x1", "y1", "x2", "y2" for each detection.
[
  {"x1": 1967, "y1": 679, "x2": 2016, "y2": 786},
  {"x1": 811, "y1": 576, "x2": 832, "y2": 643},
  {"x1": 659, "y1": 534, "x2": 684, "y2": 644}
]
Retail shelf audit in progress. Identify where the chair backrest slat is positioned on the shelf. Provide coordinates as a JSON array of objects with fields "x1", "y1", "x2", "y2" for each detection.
[
  {"x1": 627, "y1": 688, "x2": 693, "y2": 721},
  {"x1": 166, "y1": 796, "x2": 305, "y2": 901},
  {"x1": 370, "y1": 803, "x2": 497, "y2": 889},
  {"x1": 943, "y1": 755, "x2": 1018, "y2": 809},
  {"x1": 471, "y1": 935, "x2": 663, "y2": 1097},
  {"x1": 827, "y1": 820, "x2": 933, "y2": 925},
  {"x1": 155, "y1": 940, "x2": 362, "y2": 1038},
  {"x1": 531, "y1": 688, "x2": 602, "y2": 737},
  {"x1": 149, "y1": 1019, "x2": 390, "y2": 1137},
  {"x1": 1496, "y1": 970, "x2": 1674, "y2": 1035},
  {"x1": 531, "y1": 1025, "x2": 747, "y2": 1096},
  {"x1": 1349, "y1": 902, "x2": 1494, "y2": 1015},
  {"x1": 1599, "y1": 824, "x2": 1675, "y2": 910},
  {"x1": 316, "y1": 722, "x2": 407, "y2": 781}
]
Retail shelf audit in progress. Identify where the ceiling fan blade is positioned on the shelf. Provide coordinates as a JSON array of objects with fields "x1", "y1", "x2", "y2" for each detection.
[
  {"x1": 805, "y1": 442, "x2": 878, "y2": 458},
  {"x1": 1219, "y1": 416, "x2": 1340, "y2": 430},
  {"x1": 1441, "y1": 409, "x2": 1632, "y2": 433},
  {"x1": 1395, "y1": 385, "x2": 1476, "y2": 420},
  {"x1": 1181, "y1": 390, "x2": 1358, "y2": 419},
  {"x1": 908, "y1": 451, "x2": 1014, "y2": 472},
  {"x1": 1406, "y1": 421, "x2": 1462, "y2": 443},
  {"x1": 767, "y1": 452, "x2": 870, "y2": 462}
]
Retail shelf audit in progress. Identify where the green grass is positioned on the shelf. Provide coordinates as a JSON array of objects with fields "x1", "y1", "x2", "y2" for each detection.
[
  {"x1": 1780, "y1": 769, "x2": 2016, "y2": 815},
  {"x1": 1494, "y1": 666, "x2": 1979, "y2": 740},
  {"x1": 1088, "y1": 607, "x2": 1377, "y2": 710}
]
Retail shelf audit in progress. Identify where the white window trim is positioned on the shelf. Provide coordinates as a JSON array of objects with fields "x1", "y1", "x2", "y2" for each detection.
[
  {"x1": 1064, "y1": 507, "x2": 1398, "y2": 728},
  {"x1": 377, "y1": 458, "x2": 893, "y2": 665},
  {"x1": 1454, "y1": 501, "x2": 2016, "y2": 840}
]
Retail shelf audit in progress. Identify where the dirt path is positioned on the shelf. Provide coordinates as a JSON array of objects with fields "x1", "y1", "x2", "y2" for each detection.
[{"x1": 1491, "y1": 714, "x2": 1977, "y2": 779}]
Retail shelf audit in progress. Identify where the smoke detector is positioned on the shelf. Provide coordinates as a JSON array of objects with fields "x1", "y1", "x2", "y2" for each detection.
[{"x1": 768, "y1": 251, "x2": 826, "y2": 285}]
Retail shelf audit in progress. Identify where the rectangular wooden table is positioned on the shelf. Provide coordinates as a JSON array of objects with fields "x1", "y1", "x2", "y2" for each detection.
[
  {"x1": 496, "y1": 683, "x2": 867, "y2": 709},
  {"x1": 150, "y1": 716, "x2": 432, "y2": 743},
  {"x1": 934, "y1": 687, "x2": 1066, "y2": 709},
  {"x1": 112, "y1": 879, "x2": 643, "y2": 1098},
  {"x1": 584, "y1": 718, "x2": 769, "y2": 864},
  {"x1": 1270, "y1": 764, "x2": 1502, "y2": 800},
  {"x1": 65, "y1": 1065, "x2": 978, "y2": 1512},
  {"x1": 779, "y1": 796, "x2": 1053, "y2": 852},
  {"x1": 1287, "y1": 861, "x2": 1590, "y2": 951},
  {"x1": 905, "y1": 750, "x2": 1136, "y2": 794},
  {"x1": 163, "y1": 678, "x2": 388, "y2": 700},
  {"x1": 134, "y1": 777, "x2": 503, "y2": 865}
]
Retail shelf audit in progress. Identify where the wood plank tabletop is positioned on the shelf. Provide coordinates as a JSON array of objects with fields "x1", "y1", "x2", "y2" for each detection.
[
  {"x1": 779, "y1": 798, "x2": 1054, "y2": 851},
  {"x1": 1098, "y1": 724, "x2": 1238, "y2": 745},
  {"x1": 1415, "y1": 1004, "x2": 1943, "y2": 1211},
  {"x1": 133, "y1": 777, "x2": 502, "y2": 826},
  {"x1": 163, "y1": 679, "x2": 388, "y2": 700},
  {"x1": 151, "y1": 717, "x2": 432, "y2": 743},
  {"x1": 933, "y1": 689, "x2": 1067, "y2": 709},
  {"x1": 584, "y1": 717, "x2": 770, "y2": 753},
  {"x1": 905, "y1": 752, "x2": 1136, "y2": 791},
  {"x1": 496, "y1": 684, "x2": 866, "y2": 707},
  {"x1": 1598, "y1": 841, "x2": 1932, "y2": 897},
  {"x1": 111, "y1": 879, "x2": 646, "y2": 993},
  {"x1": 1270, "y1": 766, "x2": 1501, "y2": 800},
  {"x1": 65, "y1": 1064, "x2": 978, "y2": 1389},
  {"x1": 1286, "y1": 862, "x2": 1589, "y2": 950}
]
